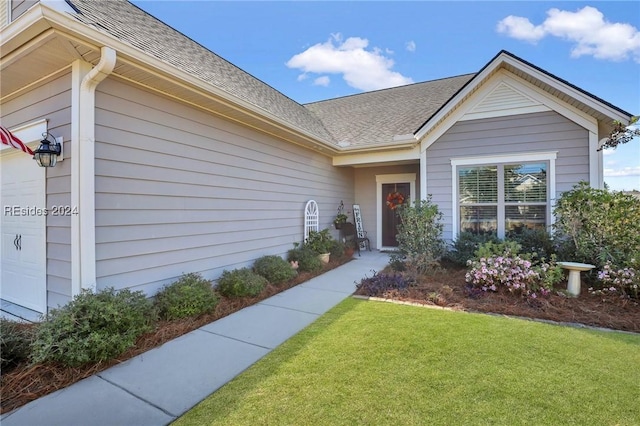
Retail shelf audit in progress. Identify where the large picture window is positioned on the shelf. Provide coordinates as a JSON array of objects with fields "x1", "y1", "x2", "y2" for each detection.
[{"x1": 457, "y1": 160, "x2": 550, "y2": 238}]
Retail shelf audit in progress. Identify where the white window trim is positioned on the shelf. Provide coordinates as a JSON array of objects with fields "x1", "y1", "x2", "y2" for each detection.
[
  {"x1": 451, "y1": 152, "x2": 557, "y2": 238},
  {"x1": 376, "y1": 173, "x2": 416, "y2": 250}
]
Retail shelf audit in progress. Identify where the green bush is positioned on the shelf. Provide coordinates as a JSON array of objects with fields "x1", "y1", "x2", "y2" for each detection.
[
  {"x1": 304, "y1": 229, "x2": 334, "y2": 254},
  {"x1": 395, "y1": 197, "x2": 446, "y2": 274},
  {"x1": 287, "y1": 247, "x2": 323, "y2": 273},
  {"x1": 1, "y1": 319, "x2": 35, "y2": 370},
  {"x1": 553, "y1": 182, "x2": 640, "y2": 269},
  {"x1": 507, "y1": 228, "x2": 556, "y2": 260},
  {"x1": 154, "y1": 273, "x2": 219, "y2": 320},
  {"x1": 253, "y1": 255, "x2": 297, "y2": 285},
  {"x1": 217, "y1": 268, "x2": 268, "y2": 298},
  {"x1": 329, "y1": 239, "x2": 347, "y2": 261},
  {"x1": 475, "y1": 240, "x2": 523, "y2": 260},
  {"x1": 30, "y1": 288, "x2": 156, "y2": 366},
  {"x1": 446, "y1": 232, "x2": 501, "y2": 266}
]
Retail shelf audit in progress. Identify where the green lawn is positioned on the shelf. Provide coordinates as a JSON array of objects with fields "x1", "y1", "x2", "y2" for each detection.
[{"x1": 175, "y1": 298, "x2": 640, "y2": 426}]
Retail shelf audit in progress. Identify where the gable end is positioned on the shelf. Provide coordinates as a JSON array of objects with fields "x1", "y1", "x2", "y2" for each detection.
[{"x1": 461, "y1": 80, "x2": 550, "y2": 121}]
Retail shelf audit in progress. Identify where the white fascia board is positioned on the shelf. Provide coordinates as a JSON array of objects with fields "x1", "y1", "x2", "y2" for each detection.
[
  {"x1": 416, "y1": 52, "x2": 629, "y2": 146},
  {"x1": 333, "y1": 145, "x2": 420, "y2": 166},
  {"x1": 414, "y1": 54, "x2": 506, "y2": 142},
  {"x1": 419, "y1": 68, "x2": 599, "y2": 154},
  {"x1": 500, "y1": 55, "x2": 632, "y2": 124},
  {"x1": 30, "y1": 3, "x2": 338, "y2": 153}
]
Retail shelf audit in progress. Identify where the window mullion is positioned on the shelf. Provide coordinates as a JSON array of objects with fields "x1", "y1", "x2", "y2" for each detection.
[{"x1": 497, "y1": 165, "x2": 505, "y2": 239}]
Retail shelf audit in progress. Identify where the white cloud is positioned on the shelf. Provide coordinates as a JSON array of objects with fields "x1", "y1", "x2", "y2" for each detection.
[
  {"x1": 604, "y1": 166, "x2": 640, "y2": 177},
  {"x1": 286, "y1": 33, "x2": 413, "y2": 91},
  {"x1": 313, "y1": 76, "x2": 330, "y2": 87},
  {"x1": 406, "y1": 40, "x2": 416, "y2": 52},
  {"x1": 497, "y1": 6, "x2": 640, "y2": 62}
]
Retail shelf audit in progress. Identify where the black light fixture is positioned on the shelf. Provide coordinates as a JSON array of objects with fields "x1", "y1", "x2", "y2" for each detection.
[{"x1": 33, "y1": 132, "x2": 62, "y2": 167}]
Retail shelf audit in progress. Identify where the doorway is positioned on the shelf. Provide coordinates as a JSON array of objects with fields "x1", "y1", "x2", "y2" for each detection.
[{"x1": 381, "y1": 182, "x2": 410, "y2": 247}]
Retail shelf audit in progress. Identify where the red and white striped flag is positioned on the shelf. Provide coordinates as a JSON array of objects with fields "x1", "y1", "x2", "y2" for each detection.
[{"x1": 0, "y1": 125, "x2": 34, "y2": 155}]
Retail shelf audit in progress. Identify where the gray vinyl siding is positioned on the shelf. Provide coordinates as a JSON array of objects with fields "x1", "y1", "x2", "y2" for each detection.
[
  {"x1": 1, "y1": 72, "x2": 73, "y2": 309},
  {"x1": 426, "y1": 111, "x2": 589, "y2": 241},
  {"x1": 10, "y1": 0, "x2": 36, "y2": 21},
  {"x1": 94, "y1": 78, "x2": 354, "y2": 296},
  {"x1": 354, "y1": 164, "x2": 421, "y2": 248}
]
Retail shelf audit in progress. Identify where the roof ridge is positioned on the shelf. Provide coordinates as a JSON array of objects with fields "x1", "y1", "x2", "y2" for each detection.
[{"x1": 303, "y1": 73, "x2": 477, "y2": 106}]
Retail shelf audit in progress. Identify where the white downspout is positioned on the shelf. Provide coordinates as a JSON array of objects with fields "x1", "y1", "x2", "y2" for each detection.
[{"x1": 71, "y1": 46, "x2": 116, "y2": 296}]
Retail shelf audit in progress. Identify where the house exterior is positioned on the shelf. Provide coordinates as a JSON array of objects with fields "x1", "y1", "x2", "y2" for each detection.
[{"x1": 0, "y1": 0, "x2": 633, "y2": 314}]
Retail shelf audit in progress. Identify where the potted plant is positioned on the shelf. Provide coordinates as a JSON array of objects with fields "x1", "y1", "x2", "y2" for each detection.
[
  {"x1": 334, "y1": 213, "x2": 348, "y2": 229},
  {"x1": 305, "y1": 229, "x2": 334, "y2": 264},
  {"x1": 334, "y1": 200, "x2": 348, "y2": 229}
]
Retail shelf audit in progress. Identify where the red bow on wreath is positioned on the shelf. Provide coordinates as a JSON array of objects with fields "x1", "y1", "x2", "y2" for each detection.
[{"x1": 386, "y1": 192, "x2": 405, "y2": 210}]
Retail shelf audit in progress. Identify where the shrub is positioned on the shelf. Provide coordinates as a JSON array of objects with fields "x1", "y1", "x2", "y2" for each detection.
[
  {"x1": 1, "y1": 319, "x2": 35, "y2": 370},
  {"x1": 287, "y1": 247, "x2": 323, "y2": 273},
  {"x1": 154, "y1": 273, "x2": 219, "y2": 320},
  {"x1": 553, "y1": 182, "x2": 640, "y2": 269},
  {"x1": 592, "y1": 262, "x2": 639, "y2": 299},
  {"x1": 446, "y1": 232, "x2": 501, "y2": 266},
  {"x1": 253, "y1": 255, "x2": 297, "y2": 285},
  {"x1": 356, "y1": 271, "x2": 415, "y2": 296},
  {"x1": 474, "y1": 240, "x2": 523, "y2": 260},
  {"x1": 466, "y1": 254, "x2": 546, "y2": 297},
  {"x1": 217, "y1": 268, "x2": 267, "y2": 298},
  {"x1": 30, "y1": 288, "x2": 156, "y2": 366},
  {"x1": 507, "y1": 228, "x2": 556, "y2": 260},
  {"x1": 395, "y1": 197, "x2": 446, "y2": 274},
  {"x1": 329, "y1": 239, "x2": 347, "y2": 261},
  {"x1": 304, "y1": 229, "x2": 334, "y2": 254},
  {"x1": 466, "y1": 245, "x2": 561, "y2": 298}
]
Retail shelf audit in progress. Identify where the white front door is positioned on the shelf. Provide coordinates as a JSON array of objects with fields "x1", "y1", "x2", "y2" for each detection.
[{"x1": 1, "y1": 150, "x2": 47, "y2": 313}]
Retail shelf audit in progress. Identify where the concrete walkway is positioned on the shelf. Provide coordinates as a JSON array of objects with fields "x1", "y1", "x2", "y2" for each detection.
[{"x1": 2, "y1": 251, "x2": 389, "y2": 426}]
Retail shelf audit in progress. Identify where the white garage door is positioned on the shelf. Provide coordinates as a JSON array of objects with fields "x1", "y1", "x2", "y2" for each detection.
[{"x1": 1, "y1": 150, "x2": 47, "y2": 313}]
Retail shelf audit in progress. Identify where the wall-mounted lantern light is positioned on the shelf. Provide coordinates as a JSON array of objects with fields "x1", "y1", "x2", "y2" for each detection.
[{"x1": 33, "y1": 133, "x2": 63, "y2": 167}]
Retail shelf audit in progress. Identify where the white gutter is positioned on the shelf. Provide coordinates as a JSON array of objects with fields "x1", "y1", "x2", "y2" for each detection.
[{"x1": 71, "y1": 46, "x2": 116, "y2": 296}]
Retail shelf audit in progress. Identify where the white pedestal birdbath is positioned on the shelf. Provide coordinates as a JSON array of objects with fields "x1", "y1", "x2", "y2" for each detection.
[{"x1": 557, "y1": 262, "x2": 596, "y2": 297}]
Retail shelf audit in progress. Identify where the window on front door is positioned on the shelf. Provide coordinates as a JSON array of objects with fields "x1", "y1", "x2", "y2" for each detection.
[{"x1": 458, "y1": 162, "x2": 548, "y2": 238}]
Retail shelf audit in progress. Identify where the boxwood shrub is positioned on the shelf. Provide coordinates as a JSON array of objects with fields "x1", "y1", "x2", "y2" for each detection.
[
  {"x1": 154, "y1": 273, "x2": 219, "y2": 320},
  {"x1": 217, "y1": 268, "x2": 268, "y2": 298},
  {"x1": 287, "y1": 247, "x2": 322, "y2": 273},
  {"x1": 30, "y1": 288, "x2": 156, "y2": 366},
  {"x1": 253, "y1": 255, "x2": 297, "y2": 285},
  {"x1": 1, "y1": 319, "x2": 36, "y2": 370}
]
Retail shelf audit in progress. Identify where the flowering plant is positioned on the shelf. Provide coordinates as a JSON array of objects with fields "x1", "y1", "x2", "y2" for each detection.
[
  {"x1": 386, "y1": 192, "x2": 405, "y2": 210},
  {"x1": 591, "y1": 263, "x2": 639, "y2": 299},
  {"x1": 465, "y1": 249, "x2": 558, "y2": 298}
]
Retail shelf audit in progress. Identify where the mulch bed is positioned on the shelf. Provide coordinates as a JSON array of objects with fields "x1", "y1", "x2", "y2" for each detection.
[
  {"x1": 4, "y1": 260, "x2": 638, "y2": 415},
  {"x1": 1, "y1": 259, "x2": 348, "y2": 415},
  {"x1": 354, "y1": 266, "x2": 640, "y2": 333}
]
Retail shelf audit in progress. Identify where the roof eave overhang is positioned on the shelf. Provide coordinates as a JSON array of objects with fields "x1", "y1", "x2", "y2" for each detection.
[
  {"x1": 2, "y1": 3, "x2": 341, "y2": 155},
  {"x1": 414, "y1": 51, "x2": 634, "y2": 143}
]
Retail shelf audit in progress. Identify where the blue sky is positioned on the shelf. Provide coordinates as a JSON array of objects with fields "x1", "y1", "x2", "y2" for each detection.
[{"x1": 130, "y1": 1, "x2": 639, "y2": 191}]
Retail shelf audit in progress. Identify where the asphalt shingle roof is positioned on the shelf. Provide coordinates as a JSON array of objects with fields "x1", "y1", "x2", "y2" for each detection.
[
  {"x1": 67, "y1": 0, "x2": 335, "y2": 143},
  {"x1": 304, "y1": 74, "x2": 475, "y2": 147},
  {"x1": 65, "y1": 0, "x2": 476, "y2": 149}
]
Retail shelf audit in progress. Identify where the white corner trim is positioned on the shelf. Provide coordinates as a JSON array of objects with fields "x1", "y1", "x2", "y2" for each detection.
[
  {"x1": 589, "y1": 131, "x2": 603, "y2": 189},
  {"x1": 450, "y1": 151, "x2": 557, "y2": 239},
  {"x1": 71, "y1": 46, "x2": 116, "y2": 296},
  {"x1": 375, "y1": 173, "x2": 416, "y2": 249}
]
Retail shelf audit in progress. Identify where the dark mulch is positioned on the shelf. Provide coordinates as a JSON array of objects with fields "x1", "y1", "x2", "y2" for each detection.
[
  {"x1": 1, "y1": 258, "x2": 349, "y2": 415},
  {"x1": 355, "y1": 266, "x2": 640, "y2": 334}
]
